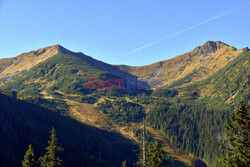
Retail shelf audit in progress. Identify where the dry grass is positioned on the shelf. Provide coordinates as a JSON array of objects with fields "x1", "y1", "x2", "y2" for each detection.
[
  {"x1": 118, "y1": 41, "x2": 243, "y2": 88},
  {"x1": 0, "y1": 45, "x2": 60, "y2": 79}
]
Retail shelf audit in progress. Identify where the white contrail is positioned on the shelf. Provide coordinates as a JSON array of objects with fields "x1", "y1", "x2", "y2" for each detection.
[{"x1": 130, "y1": 2, "x2": 250, "y2": 54}]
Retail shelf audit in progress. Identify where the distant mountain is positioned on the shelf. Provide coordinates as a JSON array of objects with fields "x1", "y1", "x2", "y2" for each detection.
[{"x1": 117, "y1": 41, "x2": 243, "y2": 88}]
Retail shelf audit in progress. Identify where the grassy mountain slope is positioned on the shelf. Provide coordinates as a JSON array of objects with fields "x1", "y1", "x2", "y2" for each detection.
[
  {"x1": 0, "y1": 45, "x2": 148, "y2": 89},
  {"x1": 1, "y1": 53, "x2": 114, "y2": 97},
  {"x1": 0, "y1": 45, "x2": 60, "y2": 82},
  {"x1": 118, "y1": 41, "x2": 243, "y2": 88},
  {"x1": 179, "y1": 47, "x2": 249, "y2": 102},
  {"x1": 1, "y1": 45, "x2": 145, "y2": 101}
]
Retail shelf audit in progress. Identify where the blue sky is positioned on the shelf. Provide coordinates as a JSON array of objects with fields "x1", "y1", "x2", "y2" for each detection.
[{"x1": 0, "y1": 0, "x2": 249, "y2": 66}]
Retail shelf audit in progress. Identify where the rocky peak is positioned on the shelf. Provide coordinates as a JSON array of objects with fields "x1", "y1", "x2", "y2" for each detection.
[
  {"x1": 194, "y1": 41, "x2": 218, "y2": 55},
  {"x1": 194, "y1": 41, "x2": 233, "y2": 55}
]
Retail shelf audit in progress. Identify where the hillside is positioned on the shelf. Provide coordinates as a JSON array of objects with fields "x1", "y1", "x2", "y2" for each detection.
[
  {"x1": 179, "y1": 47, "x2": 249, "y2": 102},
  {"x1": 0, "y1": 91, "x2": 138, "y2": 167},
  {"x1": 141, "y1": 48, "x2": 249, "y2": 166},
  {"x1": 0, "y1": 45, "x2": 60, "y2": 82},
  {"x1": 0, "y1": 45, "x2": 148, "y2": 90},
  {"x1": 118, "y1": 41, "x2": 243, "y2": 88}
]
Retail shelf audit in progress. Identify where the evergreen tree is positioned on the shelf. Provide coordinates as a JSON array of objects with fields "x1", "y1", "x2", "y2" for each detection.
[
  {"x1": 121, "y1": 160, "x2": 127, "y2": 167},
  {"x1": 137, "y1": 141, "x2": 170, "y2": 167},
  {"x1": 39, "y1": 127, "x2": 64, "y2": 167},
  {"x1": 22, "y1": 144, "x2": 38, "y2": 167},
  {"x1": 219, "y1": 101, "x2": 250, "y2": 167},
  {"x1": 147, "y1": 141, "x2": 169, "y2": 167}
]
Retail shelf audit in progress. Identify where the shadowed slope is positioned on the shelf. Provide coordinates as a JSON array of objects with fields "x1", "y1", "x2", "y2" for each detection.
[{"x1": 0, "y1": 91, "x2": 138, "y2": 167}]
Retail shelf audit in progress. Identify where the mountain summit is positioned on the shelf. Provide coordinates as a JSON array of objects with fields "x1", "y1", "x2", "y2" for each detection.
[{"x1": 194, "y1": 41, "x2": 229, "y2": 55}]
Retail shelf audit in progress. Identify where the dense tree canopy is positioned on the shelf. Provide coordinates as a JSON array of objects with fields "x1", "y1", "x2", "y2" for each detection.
[{"x1": 219, "y1": 101, "x2": 250, "y2": 167}]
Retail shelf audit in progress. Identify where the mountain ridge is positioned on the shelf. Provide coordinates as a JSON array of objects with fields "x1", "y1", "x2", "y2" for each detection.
[
  {"x1": 0, "y1": 41, "x2": 245, "y2": 90},
  {"x1": 117, "y1": 41, "x2": 243, "y2": 88},
  {"x1": 0, "y1": 44, "x2": 149, "y2": 90}
]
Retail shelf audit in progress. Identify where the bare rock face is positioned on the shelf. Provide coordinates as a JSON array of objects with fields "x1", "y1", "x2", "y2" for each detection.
[
  {"x1": 194, "y1": 41, "x2": 218, "y2": 55},
  {"x1": 194, "y1": 41, "x2": 229, "y2": 55}
]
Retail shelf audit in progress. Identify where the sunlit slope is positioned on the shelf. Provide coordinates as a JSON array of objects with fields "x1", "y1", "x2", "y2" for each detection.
[
  {"x1": 0, "y1": 45, "x2": 61, "y2": 80},
  {"x1": 179, "y1": 47, "x2": 249, "y2": 102},
  {"x1": 0, "y1": 45, "x2": 148, "y2": 89},
  {"x1": 1, "y1": 52, "x2": 121, "y2": 98},
  {"x1": 118, "y1": 41, "x2": 243, "y2": 88}
]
